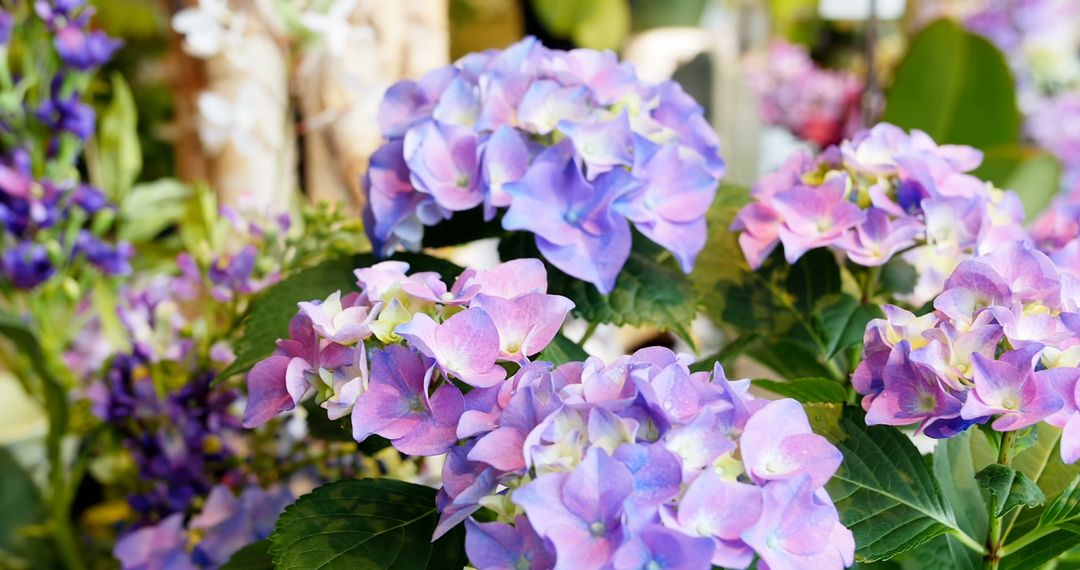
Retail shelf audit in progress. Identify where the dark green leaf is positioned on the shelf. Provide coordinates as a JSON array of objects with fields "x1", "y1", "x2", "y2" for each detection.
[
  {"x1": 975, "y1": 465, "x2": 1046, "y2": 518},
  {"x1": 753, "y1": 377, "x2": 847, "y2": 403},
  {"x1": 882, "y1": 19, "x2": 1019, "y2": 148},
  {"x1": 535, "y1": 333, "x2": 588, "y2": 366},
  {"x1": 221, "y1": 540, "x2": 273, "y2": 570},
  {"x1": 420, "y1": 207, "x2": 503, "y2": 249},
  {"x1": 826, "y1": 408, "x2": 968, "y2": 561},
  {"x1": 1000, "y1": 529, "x2": 1080, "y2": 570},
  {"x1": 268, "y1": 479, "x2": 467, "y2": 570},
  {"x1": 993, "y1": 425, "x2": 1073, "y2": 544},
  {"x1": 1039, "y1": 474, "x2": 1080, "y2": 533},
  {"x1": 787, "y1": 249, "x2": 841, "y2": 317},
  {"x1": 745, "y1": 336, "x2": 837, "y2": 380},
  {"x1": 690, "y1": 334, "x2": 761, "y2": 373},
  {"x1": 930, "y1": 431, "x2": 987, "y2": 570},
  {"x1": 815, "y1": 295, "x2": 883, "y2": 359},
  {"x1": 302, "y1": 399, "x2": 355, "y2": 443}
]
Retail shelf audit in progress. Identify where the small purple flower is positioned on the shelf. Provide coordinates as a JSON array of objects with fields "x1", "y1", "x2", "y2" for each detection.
[
  {"x1": 771, "y1": 178, "x2": 866, "y2": 263},
  {"x1": 0, "y1": 10, "x2": 13, "y2": 45},
  {"x1": 470, "y1": 292, "x2": 574, "y2": 362},
  {"x1": 612, "y1": 525, "x2": 715, "y2": 570},
  {"x1": 465, "y1": 516, "x2": 556, "y2": 570},
  {"x1": 739, "y1": 399, "x2": 843, "y2": 488},
  {"x1": 54, "y1": 24, "x2": 122, "y2": 70},
  {"x1": 513, "y1": 447, "x2": 633, "y2": 570},
  {"x1": 113, "y1": 513, "x2": 195, "y2": 570},
  {"x1": 351, "y1": 345, "x2": 465, "y2": 455},
  {"x1": 864, "y1": 341, "x2": 963, "y2": 432},
  {"x1": 1, "y1": 241, "x2": 55, "y2": 289},
  {"x1": 297, "y1": 291, "x2": 374, "y2": 345},
  {"x1": 396, "y1": 306, "x2": 507, "y2": 388},
  {"x1": 666, "y1": 471, "x2": 761, "y2": 568},
  {"x1": 404, "y1": 120, "x2": 485, "y2": 211},
  {"x1": 741, "y1": 476, "x2": 855, "y2": 570},
  {"x1": 961, "y1": 349, "x2": 1067, "y2": 431}
]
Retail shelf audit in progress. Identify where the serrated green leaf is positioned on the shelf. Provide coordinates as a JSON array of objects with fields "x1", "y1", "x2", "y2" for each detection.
[
  {"x1": 754, "y1": 377, "x2": 847, "y2": 403},
  {"x1": 883, "y1": 19, "x2": 1019, "y2": 148},
  {"x1": 826, "y1": 408, "x2": 968, "y2": 562},
  {"x1": 1039, "y1": 475, "x2": 1080, "y2": 531},
  {"x1": 997, "y1": 425, "x2": 1073, "y2": 544},
  {"x1": 975, "y1": 465, "x2": 1046, "y2": 518},
  {"x1": 268, "y1": 479, "x2": 466, "y2": 570},
  {"x1": 815, "y1": 295, "x2": 883, "y2": 359},
  {"x1": 95, "y1": 73, "x2": 142, "y2": 201},
  {"x1": 787, "y1": 249, "x2": 841, "y2": 317},
  {"x1": 220, "y1": 540, "x2": 273, "y2": 570},
  {"x1": 929, "y1": 430, "x2": 987, "y2": 570},
  {"x1": 535, "y1": 333, "x2": 588, "y2": 366}
]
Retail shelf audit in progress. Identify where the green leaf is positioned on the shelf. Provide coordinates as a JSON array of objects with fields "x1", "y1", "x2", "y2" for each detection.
[
  {"x1": 1039, "y1": 474, "x2": 1080, "y2": 533},
  {"x1": 95, "y1": 73, "x2": 142, "y2": 201},
  {"x1": 745, "y1": 336, "x2": 837, "y2": 380},
  {"x1": 268, "y1": 479, "x2": 467, "y2": 570},
  {"x1": 1000, "y1": 529, "x2": 1080, "y2": 570},
  {"x1": 882, "y1": 19, "x2": 1019, "y2": 148},
  {"x1": 787, "y1": 249, "x2": 841, "y2": 317},
  {"x1": 0, "y1": 309, "x2": 69, "y2": 464},
  {"x1": 753, "y1": 377, "x2": 847, "y2": 403},
  {"x1": 535, "y1": 333, "x2": 588, "y2": 366},
  {"x1": 826, "y1": 408, "x2": 968, "y2": 562},
  {"x1": 501, "y1": 233, "x2": 698, "y2": 345},
  {"x1": 118, "y1": 179, "x2": 192, "y2": 242},
  {"x1": 815, "y1": 295, "x2": 883, "y2": 359},
  {"x1": 221, "y1": 540, "x2": 273, "y2": 570},
  {"x1": 975, "y1": 465, "x2": 1046, "y2": 518},
  {"x1": 420, "y1": 207, "x2": 504, "y2": 249},
  {"x1": 302, "y1": 399, "x2": 355, "y2": 443},
  {"x1": 974, "y1": 147, "x2": 1062, "y2": 222},
  {"x1": 0, "y1": 448, "x2": 49, "y2": 565},
  {"x1": 930, "y1": 430, "x2": 987, "y2": 570},
  {"x1": 571, "y1": 0, "x2": 630, "y2": 50}
]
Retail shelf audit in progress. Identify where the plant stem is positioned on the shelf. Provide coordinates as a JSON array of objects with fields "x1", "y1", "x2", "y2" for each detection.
[
  {"x1": 579, "y1": 322, "x2": 599, "y2": 346},
  {"x1": 998, "y1": 525, "x2": 1057, "y2": 557},
  {"x1": 984, "y1": 430, "x2": 1018, "y2": 569}
]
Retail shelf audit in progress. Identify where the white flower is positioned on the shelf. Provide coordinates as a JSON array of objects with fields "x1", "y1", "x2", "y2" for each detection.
[
  {"x1": 196, "y1": 84, "x2": 260, "y2": 155},
  {"x1": 298, "y1": 0, "x2": 375, "y2": 57},
  {"x1": 172, "y1": 0, "x2": 246, "y2": 60}
]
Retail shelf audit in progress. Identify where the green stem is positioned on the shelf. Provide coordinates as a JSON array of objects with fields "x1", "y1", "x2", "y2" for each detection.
[
  {"x1": 579, "y1": 322, "x2": 599, "y2": 346},
  {"x1": 953, "y1": 529, "x2": 989, "y2": 556},
  {"x1": 861, "y1": 265, "x2": 882, "y2": 303},
  {"x1": 999, "y1": 525, "x2": 1058, "y2": 557},
  {"x1": 984, "y1": 430, "x2": 1018, "y2": 570}
]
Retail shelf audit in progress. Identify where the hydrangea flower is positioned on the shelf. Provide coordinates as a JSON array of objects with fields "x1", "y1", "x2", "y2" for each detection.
[
  {"x1": 748, "y1": 40, "x2": 863, "y2": 147},
  {"x1": 854, "y1": 241, "x2": 1080, "y2": 462},
  {"x1": 364, "y1": 37, "x2": 724, "y2": 293},
  {"x1": 732, "y1": 123, "x2": 1027, "y2": 305}
]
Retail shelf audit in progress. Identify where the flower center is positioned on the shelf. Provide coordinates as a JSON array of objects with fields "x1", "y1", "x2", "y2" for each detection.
[
  {"x1": 589, "y1": 521, "x2": 606, "y2": 537},
  {"x1": 1001, "y1": 395, "x2": 1019, "y2": 410}
]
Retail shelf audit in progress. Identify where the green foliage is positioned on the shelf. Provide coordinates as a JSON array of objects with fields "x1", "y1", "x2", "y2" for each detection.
[
  {"x1": 535, "y1": 333, "x2": 589, "y2": 366},
  {"x1": 753, "y1": 377, "x2": 847, "y2": 403},
  {"x1": 975, "y1": 465, "x2": 1046, "y2": 517},
  {"x1": 94, "y1": 74, "x2": 142, "y2": 201},
  {"x1": 117, "y1": 179, "x2": 192, "y2": 243},
  {"x1": 530, "y1": 0, "x2": 630, "y2": 49},
  {"x1": 826, "y1": 408, "x2": 971, "y2": 562},
  {"x1": 883, "y1": 19, "x2": 1018, "y2": 148},
  {"x1": 815, "y1": 295, "x2": 883, "y2": 359},
  {"x1": 1039, "y1": 475, "x2": 1080, "y2": 534},
  {"x1": 268, "y1": 479, "x2": 467, "y2": 570},
  {"x1": 220, "y1": 540, "x2": 273, "y2": 570},
  {"x1": 500, "y1": 233, "x2": 698, "y2": 346},
  {"x1": 0, "y1": 448, "x2": 50, "y2": 567},
  {"x1": 926, "y1": 430, "x2": 987, "y2": 570}
]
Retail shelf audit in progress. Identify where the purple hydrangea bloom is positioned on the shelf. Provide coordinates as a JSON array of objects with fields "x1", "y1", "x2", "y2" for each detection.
[{"x1": 365, "y1": 37, "x2": 724, "y2": 292}]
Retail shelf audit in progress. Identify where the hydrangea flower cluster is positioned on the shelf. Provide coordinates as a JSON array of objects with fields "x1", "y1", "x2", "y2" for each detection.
[
  {"x1": 854, "y1": 242, "x2": 1080, "y2": 463},
  {"x1": 1026, "y1": 92, "x2": 1080, "y2": 189},
  {"x1": 748, "y1": 40, "x2": 863, "y2": 147},
  {"x1": 448, "y1": 350, "x2": 854, "y2": 570},
  {"x1": 732, "y1": 123, "x2": 1027, "y2": 304},
  {"x1": 113, "y1": 484, "x2": 293, "y2": 570},
  {"x1": 365, "y1": 37, "x2": 724, "y2": 292},
  {"x1": 243, "y1": 257, "x2": 575, "y2": 443},
  {"x1": 85, "y1": 352, "x2": 246, "y2": 523}
]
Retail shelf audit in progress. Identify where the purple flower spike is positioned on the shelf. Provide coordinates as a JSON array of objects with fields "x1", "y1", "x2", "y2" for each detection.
[
  {"x1": 513, "y1": 447, "x2": 634, "y2": 570},
  {"x1": 471, "y1": 292, "x2": 574, "y2": 362},
  {"x1": 396, "y1": 308, "x2": 507, "y2": 387},
  {"x1": 612, "y1": 525, "x2": 715, "y2": 570},
  {"x1": 741, "y1": 476, "x2": 855, "y2": 570},
  {"x1": 961, "y1": 350, "x2": 1066, "y2": 431},
  {"x1": 772, "y1": 178, "x2": 866, "y2": 263},
  {"x1": 404, "y1": 121, "x2": 484, "y2": 211},
  {"x1": 740, "y1": 399, "x2": 842, "y2": 488},
  {"x1": 352, "y1": 345, "x2": 464, "y2": 455},
  {"x1": 465, "y1": 516, "x2": 556, "y2": 570},
  {"x1": 54, "y1": 25, "x2": 121, "y2": 70}
]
